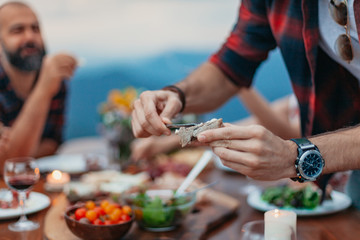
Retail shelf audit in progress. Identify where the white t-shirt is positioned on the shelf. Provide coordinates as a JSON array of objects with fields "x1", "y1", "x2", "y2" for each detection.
[
  {"x1": 319, "y1": 1, "x2": 360, "y2": 206},
  {"x1": 318, "y1": 0, "x2": 360, "y2": 81}
]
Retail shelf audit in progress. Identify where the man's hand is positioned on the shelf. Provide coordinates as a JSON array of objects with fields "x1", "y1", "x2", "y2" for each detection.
[
  {"x1": 131, "y1": 90, "x2": 183, "y2": 138},
  {"x1": 37, "y1": 53, "x2": 77, "y2": 98},
  {"x1": 197, "y1": 123, "x2": 297, "y2": 181}
]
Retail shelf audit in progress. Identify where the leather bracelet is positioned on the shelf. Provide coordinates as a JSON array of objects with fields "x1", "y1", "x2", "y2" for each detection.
[{"x1": 162, "y1": 85, "x2": 186, "y2": 112}]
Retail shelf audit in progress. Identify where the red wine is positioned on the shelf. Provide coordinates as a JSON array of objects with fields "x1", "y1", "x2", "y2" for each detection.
[{"x1": 6, "y1": 176, "x2": 37, "y2": 191}]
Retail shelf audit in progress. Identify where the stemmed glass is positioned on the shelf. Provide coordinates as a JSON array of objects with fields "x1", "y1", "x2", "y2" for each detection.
[{"x1": 3, "y1": 157, "x2": 40, "y2": 231}]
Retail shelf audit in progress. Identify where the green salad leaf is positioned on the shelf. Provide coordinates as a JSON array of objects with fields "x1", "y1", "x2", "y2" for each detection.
[
  {"x1": 133, "y1": 192, "x2": 151, "y2": 208},
  {"x1": 142, "y1": 196, "x2": 174, "y2": 227},
  {"x1": 131, "y1": 191, "x2": 194, "y2": 228},
  {"x1": 261, "y1": 185, "x2": 321, "y2": 209}
]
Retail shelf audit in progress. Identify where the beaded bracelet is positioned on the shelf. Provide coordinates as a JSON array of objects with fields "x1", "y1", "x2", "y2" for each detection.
[{"x1": 162, "y1": 85, "x2": 186, "y2": 112}]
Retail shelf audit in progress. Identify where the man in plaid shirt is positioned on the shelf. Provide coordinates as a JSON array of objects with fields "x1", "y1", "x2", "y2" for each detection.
[
  {"x1": 0, "y1": 2, "x2": 76, "y2": 169},
  {"x1": 132, "y1": 0, "x2": 359, "y2": 198}
]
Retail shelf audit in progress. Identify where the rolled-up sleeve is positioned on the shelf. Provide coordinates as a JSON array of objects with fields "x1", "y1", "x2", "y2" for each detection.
[{"x1": 210, "y1": 0, "x2": 277, "y2": 88}]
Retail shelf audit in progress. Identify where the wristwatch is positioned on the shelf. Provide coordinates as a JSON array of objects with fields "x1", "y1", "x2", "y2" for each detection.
[{"x1": 290, "y1": 138, "x2": 325, "y2": 182}]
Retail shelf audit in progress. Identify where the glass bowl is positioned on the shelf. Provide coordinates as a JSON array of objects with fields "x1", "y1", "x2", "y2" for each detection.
[{"x1": 124, "y1": 188, "x2": 196, "y2": 232}]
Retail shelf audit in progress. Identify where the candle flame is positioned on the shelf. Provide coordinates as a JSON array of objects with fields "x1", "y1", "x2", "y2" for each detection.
[
  {"x1": 274, "y1": 209, "x2": 280, "y2": 217},
  {"x1": 52, "y1": 170, "x2": 62, "y2": 180}
]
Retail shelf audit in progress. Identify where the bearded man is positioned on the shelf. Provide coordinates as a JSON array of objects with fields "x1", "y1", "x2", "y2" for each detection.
[{"x1": 0, "y1": 1, "x2": 77, "y2": 170}]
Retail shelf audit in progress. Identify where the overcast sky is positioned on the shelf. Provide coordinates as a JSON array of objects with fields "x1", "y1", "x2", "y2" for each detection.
[{"x1": 0, "y1": 0, "x2": 239, "y2": 60}]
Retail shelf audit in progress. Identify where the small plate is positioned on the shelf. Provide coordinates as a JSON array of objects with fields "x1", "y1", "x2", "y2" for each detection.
[
  {"x1": 247, "y1": 189, "x2": 352, "y2": 216},
  {"x1": 36, "y1": 153, "x2": 108, "y2": 174},
  {"x1": 0, "y1": 191, "x2": 50, "y2": 220}
]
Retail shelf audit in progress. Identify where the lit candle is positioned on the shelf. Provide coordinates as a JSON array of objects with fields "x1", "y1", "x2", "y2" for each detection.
[
  {"x1": 264, "y1": 209, "x2": 297, "y2": 240},
  {"x1": 45, "y1": 170, "x2": 70, "y2": 192}
]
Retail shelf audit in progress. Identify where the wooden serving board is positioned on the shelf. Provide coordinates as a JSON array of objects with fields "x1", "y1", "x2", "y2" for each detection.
[{"x1": 44, "y1": 189, "x2": 240, "y2": 240}]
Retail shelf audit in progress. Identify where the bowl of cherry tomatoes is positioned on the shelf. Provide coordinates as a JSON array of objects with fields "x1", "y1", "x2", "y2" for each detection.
[{"x1": 64, "y1": 200, "x2": 133, "y2": 240}]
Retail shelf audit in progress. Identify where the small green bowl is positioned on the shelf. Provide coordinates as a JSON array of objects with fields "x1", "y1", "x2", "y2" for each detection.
[{"x1": 125, "y1": 188, "x2": 196, "y2": 232}]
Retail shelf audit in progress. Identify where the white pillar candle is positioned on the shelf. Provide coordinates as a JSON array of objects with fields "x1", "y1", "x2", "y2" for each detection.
[
  {"x1": 264, "y1": 209, "x2": 297, "y2": 240},
  {"x1": 45, "y1": 170, "x2": 70, "y2": 192}
]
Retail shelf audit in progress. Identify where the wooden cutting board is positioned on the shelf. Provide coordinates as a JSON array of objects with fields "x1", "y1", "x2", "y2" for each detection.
[{"x1": 44, "y1": 189, "x2": 240, "y2": 240}]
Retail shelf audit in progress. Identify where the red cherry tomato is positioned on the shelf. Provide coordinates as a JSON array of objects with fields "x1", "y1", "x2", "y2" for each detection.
[
  {"x1": 75, "y1": 207, "x2": 87, "y2": 220},
  {"x1": 104, "y1": 220, "x2": 113, "y2": 225},
  {"x1": 120, "y1": 214, "x2": 131, "y2": 222},
  {"x1": 93, "y1": 206, "x2": 106, "y2": 216},
  {"x1": 93, "y1": 218, "x2": 103, "y2": 225},
  {"x1": 113, "y1": 203, "x2": 121, "y2": 209}
]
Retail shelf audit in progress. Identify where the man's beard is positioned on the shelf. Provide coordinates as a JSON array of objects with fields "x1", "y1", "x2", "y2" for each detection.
[{"x1": 2, "y1": 42, "x2": 46, "y2": 72}]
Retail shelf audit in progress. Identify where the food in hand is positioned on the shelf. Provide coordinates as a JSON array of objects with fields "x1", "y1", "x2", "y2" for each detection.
[
  {"x1": 175, "y1": 118, "x2": 223, "y2": 147},
  {"x1": 69, "y1": 200, "x2": 132, "y2": 225}
]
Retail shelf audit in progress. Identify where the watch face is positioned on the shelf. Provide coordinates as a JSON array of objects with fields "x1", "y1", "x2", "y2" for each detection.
[{"x1": 298, "y1": 150, "x2": 324, "y2": 180}]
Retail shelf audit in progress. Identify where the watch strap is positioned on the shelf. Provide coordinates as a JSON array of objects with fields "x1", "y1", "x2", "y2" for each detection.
[
  {"x1": 290, "y1": 138, "x2": 316, "y2": 182},
  {"x1": 290, "y1": 138, "x2": 316, "y2": 151}
]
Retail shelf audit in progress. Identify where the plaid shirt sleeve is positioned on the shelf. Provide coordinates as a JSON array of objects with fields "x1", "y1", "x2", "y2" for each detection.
[
  {"x1": 210, "y1": 0, "x2": 277, "y2": 87},
  {"x1": 42, "y1": 81, "x2": 67, "y2": 144}
]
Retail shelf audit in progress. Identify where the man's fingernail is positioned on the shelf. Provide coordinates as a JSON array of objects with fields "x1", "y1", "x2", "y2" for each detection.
[
  {"x1": 162, "y1": 117, "x2": 171, "y2": 124},
  {"x1": 198, "y1": 134, "x2": 206, "y2": 141}
]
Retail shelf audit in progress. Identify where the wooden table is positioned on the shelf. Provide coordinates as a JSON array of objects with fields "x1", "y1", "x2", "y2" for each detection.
[
  {"x1": 1, "y1": 171, "x2": 360, "y2": 240},
  {"x1": 1, "y1": 138, "x2": 360, "y2": 239}
]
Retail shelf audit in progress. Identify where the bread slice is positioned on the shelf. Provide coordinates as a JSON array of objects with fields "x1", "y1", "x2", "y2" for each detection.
[{"x1": 175, "y1": 118, "x2": 223, "y2": 147}]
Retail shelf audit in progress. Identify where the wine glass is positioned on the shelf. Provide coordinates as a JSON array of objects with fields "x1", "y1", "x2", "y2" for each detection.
[
  {"x1": 240, "y1": 220, "x2": 296, "y2": 240},
  {"x1": 3, "y1": 157, "x2": 40, "y2": 232}
]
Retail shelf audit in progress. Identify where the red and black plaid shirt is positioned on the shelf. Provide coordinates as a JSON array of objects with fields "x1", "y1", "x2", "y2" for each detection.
[
  {"x1": 211, "y1": 0, "x2": 360, "y2": 137},
  {"x1": 0, "y1": 64, "x2": 67, "y2": 145}
]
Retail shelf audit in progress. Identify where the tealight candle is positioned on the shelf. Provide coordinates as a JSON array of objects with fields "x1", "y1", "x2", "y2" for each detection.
[
  {"x1": 45, "y1": 170, "x2": 70, "y2": 192},
  {"x1": 264, "y1": 209, "x2": 297, "y2": 240}
]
